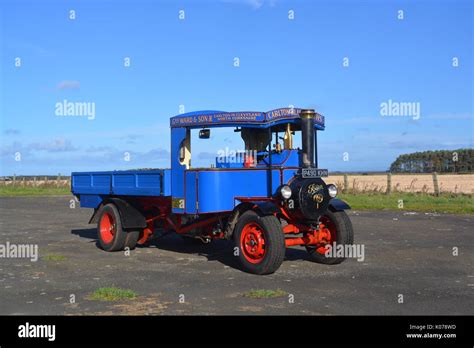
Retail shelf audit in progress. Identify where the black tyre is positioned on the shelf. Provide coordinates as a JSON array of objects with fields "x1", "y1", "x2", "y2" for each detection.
[
  {"x1": 97, "y1": 203, "x2": 128, "y2": 252},
  {"x1": 233, "y1": 210, "x2": 285, "y2": 275},
  {"x1": 306, "y1": 210, "x2": 354, "y2": 264},
  {"x1": 124, "y1": 230, "x2": 140, "y2": 250}
]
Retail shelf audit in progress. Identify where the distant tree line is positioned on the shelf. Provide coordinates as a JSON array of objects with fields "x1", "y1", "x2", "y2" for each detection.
[{"x1": 389, "y1": 149, "x2": 474, "y2": 173}]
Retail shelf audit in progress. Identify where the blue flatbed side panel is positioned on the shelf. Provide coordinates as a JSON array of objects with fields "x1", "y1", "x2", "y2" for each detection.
[
  {"x1": 72, "y1": 173, "x2": 111, "y2": 195},
  {"x1": 112, "y1": 171, "x2": 160, "y2": 196},
  {"x1": 196, "y1": 169, "x2": 281, "y2": 213},
  {"x1": 79, "y1": 194, "x2": 103, "y2": 208},
  {"x1": 71, "y1": 169, "x2": 170, "y2": 197}
]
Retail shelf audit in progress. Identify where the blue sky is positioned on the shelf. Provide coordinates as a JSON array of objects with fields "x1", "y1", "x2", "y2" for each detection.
[{"x1": 0, "y1": 0, "x2": 472, "y2": 175}]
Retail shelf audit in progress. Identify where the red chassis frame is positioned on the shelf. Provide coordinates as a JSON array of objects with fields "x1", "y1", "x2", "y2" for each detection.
[{"x1": 134, "y1": 197, "x2": 332, "y2": 249}]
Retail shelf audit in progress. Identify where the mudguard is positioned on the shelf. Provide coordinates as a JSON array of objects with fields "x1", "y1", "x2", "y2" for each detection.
[
  {"x1": 328, "y1": 198, "x2": 351, "y2": 211},
  {"x1": 88, "y1": 198, "x2": 147, "y2": 229},
  {"x1": 251, "y1": 201, "x2": 281, "y2": 215}
]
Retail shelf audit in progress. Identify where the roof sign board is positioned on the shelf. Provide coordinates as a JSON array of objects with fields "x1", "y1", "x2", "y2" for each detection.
[{"x1": 170, "y1": 107, "x2": 325, "y2": 129}]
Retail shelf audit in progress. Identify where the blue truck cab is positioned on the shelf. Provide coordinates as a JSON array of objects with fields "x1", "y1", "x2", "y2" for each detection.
[{"x1": 72, "y1": 107, "x2": 353, "y2": 275}]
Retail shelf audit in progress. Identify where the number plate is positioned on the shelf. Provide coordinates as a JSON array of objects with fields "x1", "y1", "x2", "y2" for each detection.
[
  {"x1": 301, "y1": 168, "x2": 328, "y2": 178},
  {"x1": 172, "y1": 198, "x2": 185, "y2": 209}
]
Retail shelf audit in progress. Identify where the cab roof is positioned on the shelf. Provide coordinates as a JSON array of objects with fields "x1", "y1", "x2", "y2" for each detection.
[{"x1": 170, "y1": 107, "x2": 325, "y2": 131}]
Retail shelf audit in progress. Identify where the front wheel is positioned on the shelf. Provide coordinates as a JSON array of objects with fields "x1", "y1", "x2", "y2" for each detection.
[
  {"x1": 233, "y1": 210, "x2": 285, "y2": 275},
  {"x1": 305, "y1": 210, "x2": 354, "y2": 264}
]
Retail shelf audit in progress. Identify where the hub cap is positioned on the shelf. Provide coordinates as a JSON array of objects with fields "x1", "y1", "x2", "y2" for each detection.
[
  {"x1": 100, "y1": 212, "x2": 116, "y2": 244},
  {"x1": 240, "y1": 222, "x2": 266, "y2": 264}
]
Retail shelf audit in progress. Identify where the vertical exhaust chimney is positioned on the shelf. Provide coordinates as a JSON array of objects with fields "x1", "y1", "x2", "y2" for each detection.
[{"x1": 300, "y1": 109, "x2": 315, "y2": 168}]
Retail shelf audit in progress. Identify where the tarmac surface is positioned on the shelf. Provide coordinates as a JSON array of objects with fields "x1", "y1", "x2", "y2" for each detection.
[{"x1": 0, "y1": 196, "x2": 472, "y2": 315}]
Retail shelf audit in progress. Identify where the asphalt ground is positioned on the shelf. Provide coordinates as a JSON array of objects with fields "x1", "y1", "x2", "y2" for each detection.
[{"x1": 0, "y1": 196, "x2": 472, "y2": 315}]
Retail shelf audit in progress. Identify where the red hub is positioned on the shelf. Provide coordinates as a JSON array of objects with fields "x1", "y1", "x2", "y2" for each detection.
[
  {"x1": 240, "y1": 222, "x2": 266, "y2": 263},
  {"x1": 315, "y1": 216, "x2": 337, "y2": 254},
  {"x1": 100, "y1": 212, "x2": 116, "y2": 244}
]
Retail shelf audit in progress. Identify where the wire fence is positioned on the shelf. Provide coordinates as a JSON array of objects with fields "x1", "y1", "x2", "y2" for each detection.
[
  {"x1": 1, "y1": 173, "x2": 473, "y2": 195},
  {"x1": 0, "y1": 175, "x2": 71, "y2": 188},
  {"x1": 328, "y1": 173, "x2": 474, "y2": 195}
]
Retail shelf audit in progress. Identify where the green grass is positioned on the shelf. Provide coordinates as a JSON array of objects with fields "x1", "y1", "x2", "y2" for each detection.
[
  {"x1": 88, "y1": 287, "x2": 137, "y2": 301},
  {"x1": 43, "y1": 254, "x2": 67, "y2": 262},
  {"x1": 0, "y1": 185, "x2": 471, "y2": 214},
  {"x1": 0, "y1": 186, "x2": 70, "y2": 196},
  {"x1": 339, "y1": 193, "x2": 474, "y2": 214},
  {"x1": 243, "y1": 289, "x2": 287, "y2": 299}
]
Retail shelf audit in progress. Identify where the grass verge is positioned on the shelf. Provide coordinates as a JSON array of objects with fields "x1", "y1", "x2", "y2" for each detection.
[
  {"x1": 339, "y1": 193, "x2": 473, "y2": 214},
  {"x1": 43, "y1": 254, "x2": 67, "y2": 262},
  {"x1": 243, "y1": 289, "x2": 287, "y2": 299},
  {"x1": 0, "y1": 186, "x2": 471, "y2": 214},
  {"x1": 0, "y1": 186, "x2": 70, "y2": 196},
  {"x1": 88, "y1": 287, "x2": 137, "y2": 301}
]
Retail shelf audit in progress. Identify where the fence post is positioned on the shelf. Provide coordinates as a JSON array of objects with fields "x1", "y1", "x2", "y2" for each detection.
[
  {"x1": 13, "y1": 174, "x2": 16, "y2": 187},
  {"x1": 33, "y1": 176, "x2": 37, "y2": 187},
  {"x1": 386, "y1": 173, "x2": 392, "y2": 194},
  {"x1": 22, "y1": 177, "x2": 26, "y2": 187},
  {"x1": 57, "y1": 173, "x2": 61, "y2": 188},
  {"x1": 343, "y1": 174, "x2": 349, "y2": 193},
  {"x1": 432, "y1": 172, "x2": 440, "y2": 196}
]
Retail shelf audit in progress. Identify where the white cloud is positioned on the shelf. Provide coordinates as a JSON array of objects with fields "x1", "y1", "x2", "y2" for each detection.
[
  {"x1": 220, "y1": 0, "x2": 277, "y2": 10},
  {"x1": 3, "y1": 129, "x2": 20, "y2": 135},
  {"x1": 56, "y1": 80, "x2": 80, "y2": 90}
]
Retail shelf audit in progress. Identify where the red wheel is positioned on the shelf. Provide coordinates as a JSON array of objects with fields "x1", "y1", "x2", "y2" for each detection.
[
  {"x1": 97, "y1": 204, "x2": 128, "y2": 252},
  {"x1": 240, "y1": 222, "x2": 266, "y2": 264},
  {"x1": 306, "y1": 210, "x2": 354, "y2": 264},
  {"x1": 233, "y1": 210, "x2": 285, "y2": 275},
  {"x1": 99, "y1": 212, "x2": 116, "y2": 244}
]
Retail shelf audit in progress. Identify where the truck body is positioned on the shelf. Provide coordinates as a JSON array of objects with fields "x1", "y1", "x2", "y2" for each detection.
[{"x1": 72, "y1": 107, "x2": 354, "y2": 274}]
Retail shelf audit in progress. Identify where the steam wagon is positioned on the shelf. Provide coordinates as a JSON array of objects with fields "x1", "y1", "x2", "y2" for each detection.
[{"x1": 71, "y1": 108, "x2": 354, "y2": 274}]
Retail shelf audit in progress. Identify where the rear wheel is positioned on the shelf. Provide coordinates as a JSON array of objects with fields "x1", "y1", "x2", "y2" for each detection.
[
  {"x1": 124, "y1": 229, "x2": 140, "y2": 250},
  {"x1": 98, "y1": 204, "x2": 139, "y2": 251},
  {"x1": 305, "y1": 210, "x2": 354, "y2": 264},
  {"x1": 233, "y1": 210, "x2": 285, "y2": 275}
]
